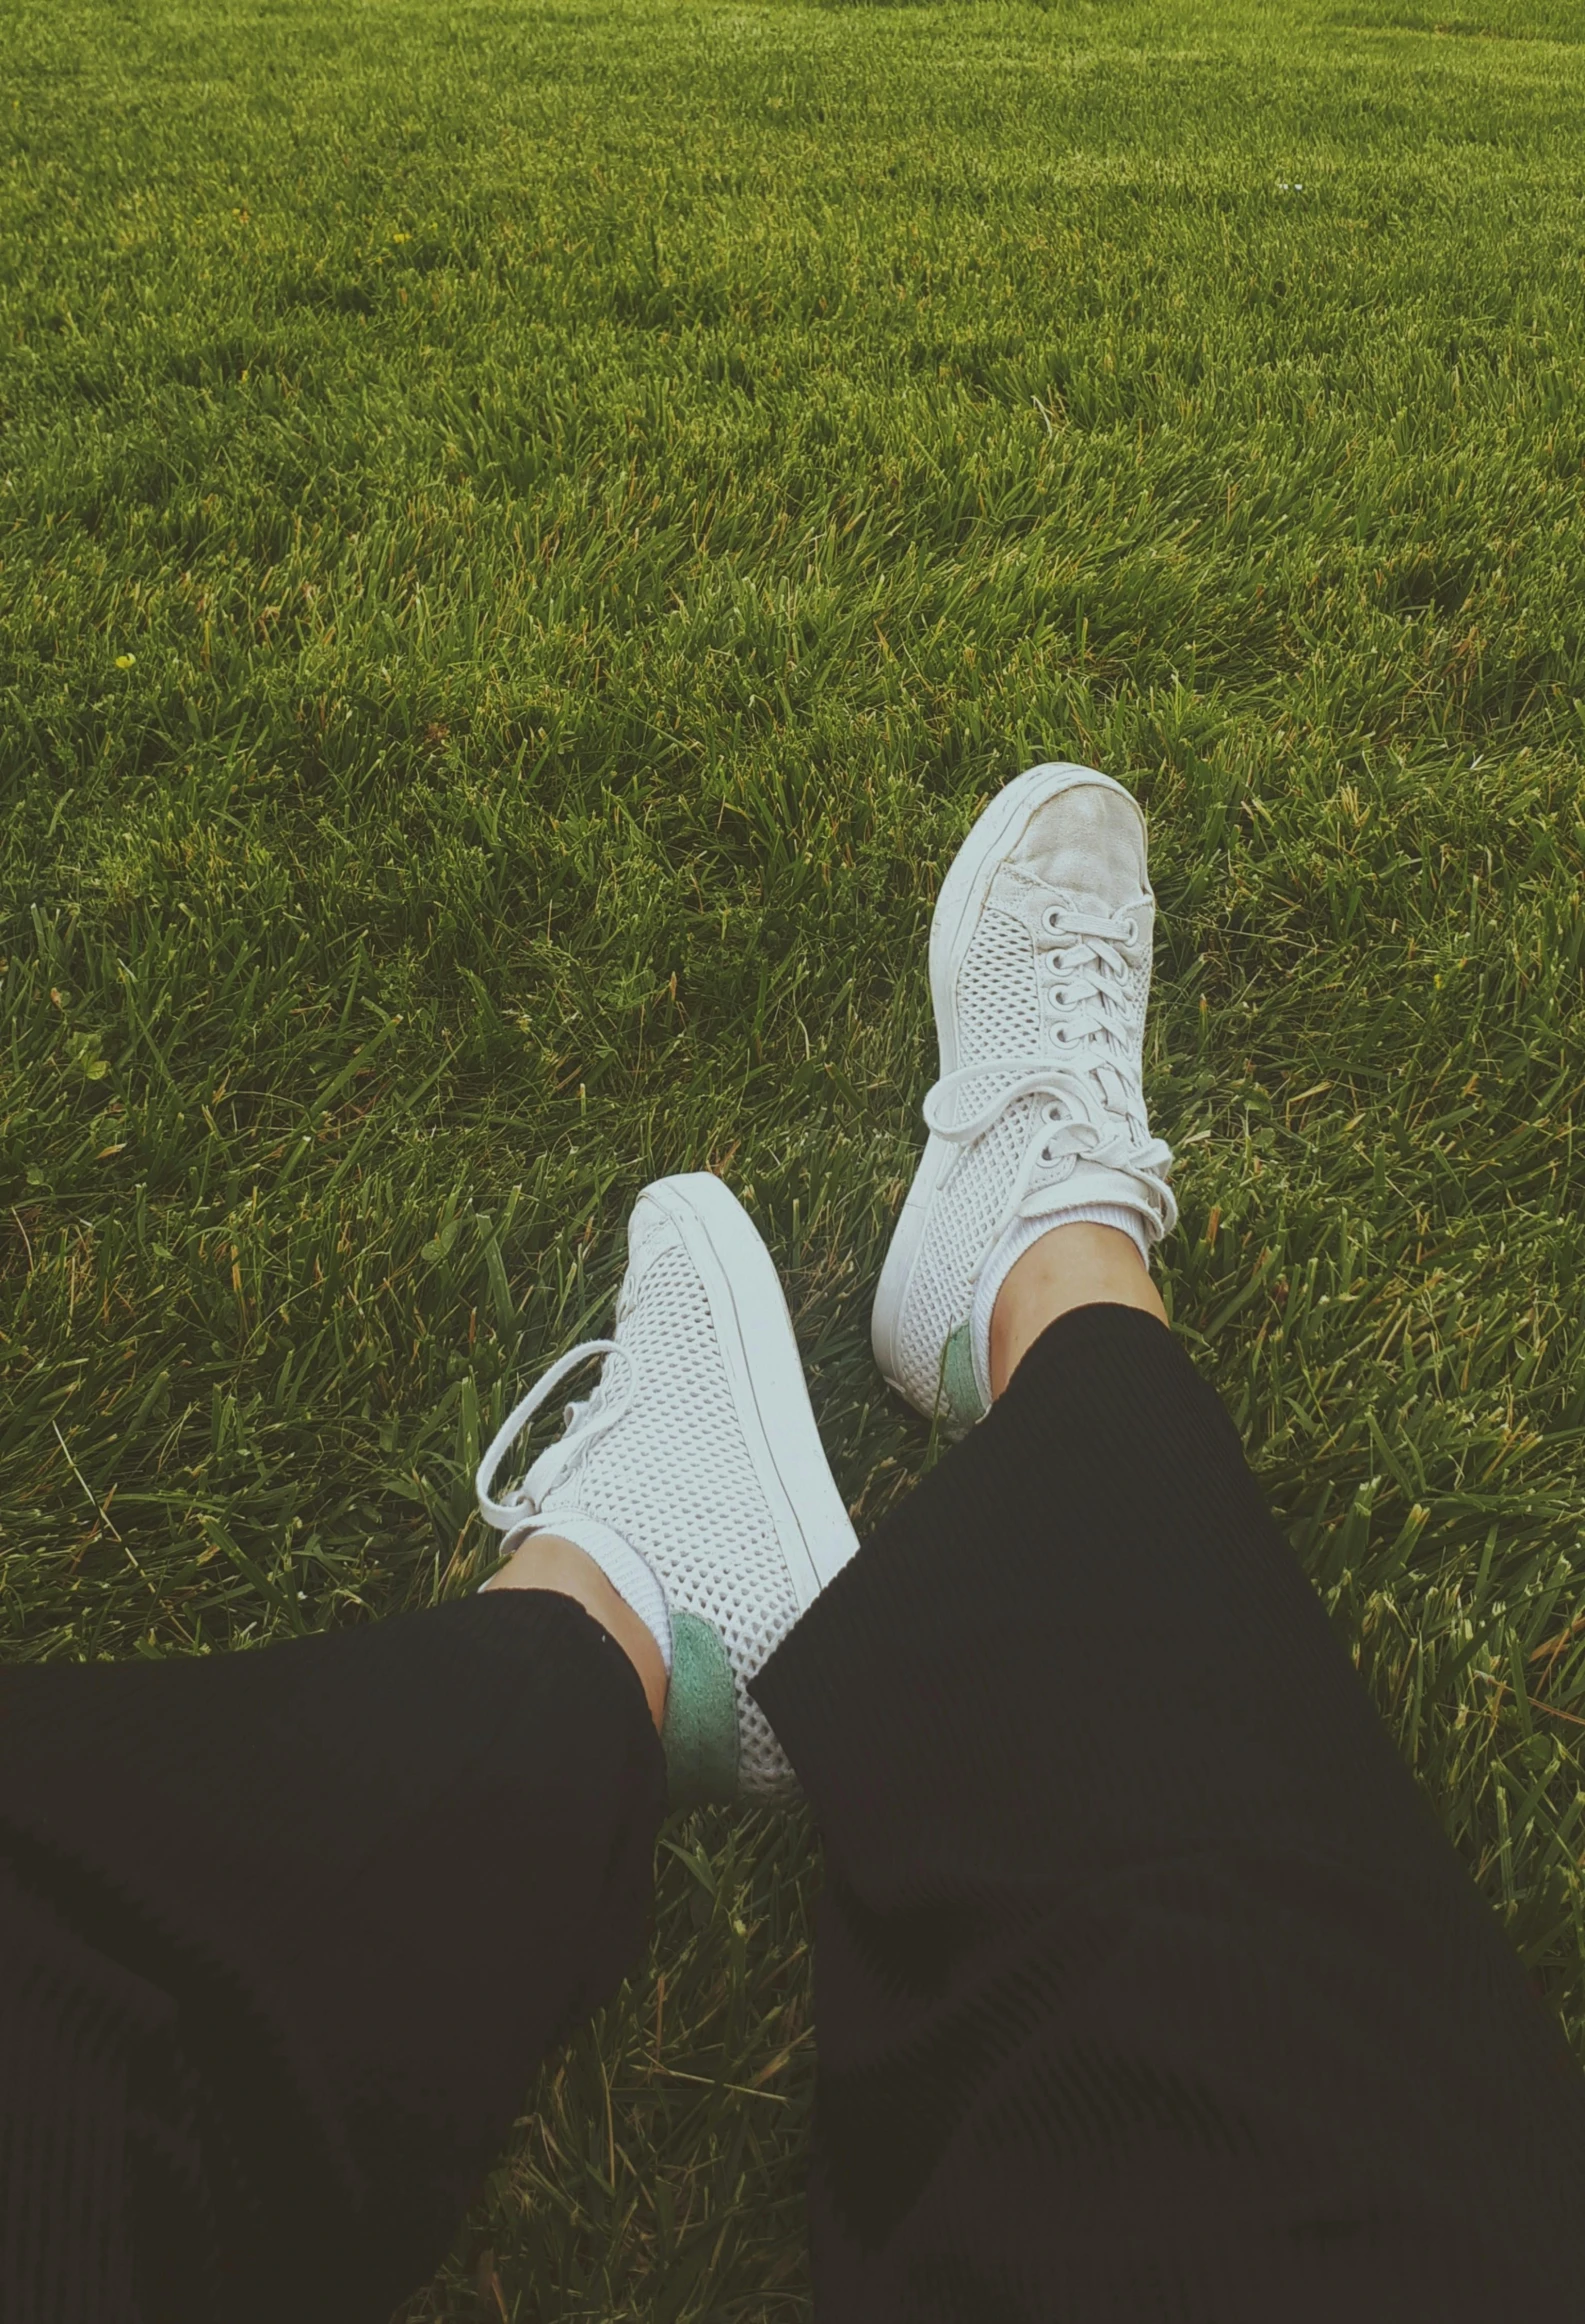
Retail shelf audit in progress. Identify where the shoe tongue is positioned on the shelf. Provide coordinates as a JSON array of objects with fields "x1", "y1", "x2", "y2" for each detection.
[{"x1": 1016, "y1": 786, "x2": 1145, "y2": 915}]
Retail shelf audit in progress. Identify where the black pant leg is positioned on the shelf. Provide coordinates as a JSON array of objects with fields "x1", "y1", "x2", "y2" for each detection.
[
  {"x1": 754, "y1": 1303, "x2": 1585, "y2": 2322},
  {"x1": 0, "y1": 1591, "x2": 666, "y2": 2324}
]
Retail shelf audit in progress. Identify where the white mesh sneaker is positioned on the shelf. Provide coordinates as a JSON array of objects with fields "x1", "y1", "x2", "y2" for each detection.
[
  {"x1": 475, "y1": 1173, "x2": 857, "y2": 1805},
  {"x1": 873, "y1": 761, "x2": 1177, "y2": 1432}
]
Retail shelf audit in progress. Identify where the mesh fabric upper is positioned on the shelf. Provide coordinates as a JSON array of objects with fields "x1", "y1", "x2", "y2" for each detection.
[
  {"x1": 894, "y1": 867, "x2": 1159, "y2": 1419},
  {"x1": 538, "y1": 1209, "x2": 802, "y2": 1796}
]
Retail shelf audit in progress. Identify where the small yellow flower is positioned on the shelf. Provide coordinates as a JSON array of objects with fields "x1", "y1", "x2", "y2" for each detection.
[
  {"x1": 392, "y1": 230, "x2": 411, "y2": 244},
  {"x1": 115, "y1": 653, "x2": 135, "y2": 669}
]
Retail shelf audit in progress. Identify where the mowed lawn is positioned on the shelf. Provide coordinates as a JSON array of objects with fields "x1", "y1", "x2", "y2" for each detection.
[{"x1": 7, "y1": 0, "x2": 1585, "y2": 2311}]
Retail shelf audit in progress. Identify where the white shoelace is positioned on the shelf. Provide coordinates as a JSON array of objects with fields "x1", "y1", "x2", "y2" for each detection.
[
  {"x1": 475, "y1": 1339, "x2": 636, "y2": 1534},
  {"x1": 1033, "y1": 903, "x2": 1140, "y2": 1060},
  {"x1": 922, "y1": 897, "x2": 1177, "y2": 1241}
]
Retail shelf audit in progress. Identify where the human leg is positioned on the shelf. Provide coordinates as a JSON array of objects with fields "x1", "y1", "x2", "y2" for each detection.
[
  {"x1": 0, "y1": 1589, "x2": 664, "y2": 2324},
  {"x1": 759, "y1": 764, "x2": 1585, "y2": 2318},
  {"x1": 987, "y1": 1214, "x2": 1166, "y2": 1381},
  {"x1": 0, "y1": 1172, "x2": 856, "y2": 2324},
  {"x1": 484, "y1": 1529, "x2": 669, "y2": 1727},
  {"x1": 757, "y1": 1299, "x2": 1585, "y2": 2319}
]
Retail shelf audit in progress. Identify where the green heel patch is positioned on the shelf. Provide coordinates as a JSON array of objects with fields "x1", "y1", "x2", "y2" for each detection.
[
  {"x1": 661, "y1": 1611, "x2": 739, "y2": 1810},
  {"x1": 941, "y1": 1319, "x2": 986, "y2": 1433}
]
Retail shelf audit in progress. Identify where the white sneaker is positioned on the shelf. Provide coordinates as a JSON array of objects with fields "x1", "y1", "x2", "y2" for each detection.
[
  {"x1": 475, "y1": 1173, "x2": 856, "y2": 1803},
  {"x1": 873, "y1": 762, "x2": 1176, "y2": 1431}
]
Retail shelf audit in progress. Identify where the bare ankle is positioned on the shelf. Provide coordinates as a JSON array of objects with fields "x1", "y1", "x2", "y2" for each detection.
[
  {"x1": 989, "y1": 1222, "x2": 1168, "y2": 1398},
  {"x1": 481, "y1": 1534, "x2": 669, "y2": 1731}
]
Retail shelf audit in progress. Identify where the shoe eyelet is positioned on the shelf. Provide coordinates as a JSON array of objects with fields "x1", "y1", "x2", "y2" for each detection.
[{"x1": 1042, "y1": 905, "x2": 1065, "y2": 935}]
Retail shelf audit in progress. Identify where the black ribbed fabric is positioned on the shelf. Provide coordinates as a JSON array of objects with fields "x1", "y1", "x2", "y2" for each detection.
[
  {"x1": 5, "y1": 1305, "x2": 1584, "y2": 2321},
  {"x1": 0, "y1": 1593, "x2": 666, "y2": 2323},
  {"x1": 755, "y1": 1304, "x2": 1585, "y2": 2320}
]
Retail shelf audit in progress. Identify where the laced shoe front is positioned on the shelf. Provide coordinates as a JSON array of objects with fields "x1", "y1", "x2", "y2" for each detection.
[
  {"x1": 476, "y1": 1174, "x2": 856, "y2": 1802},
  {"x1": 873, "y1": 763, "x2": 1177, "y2": 1430}
]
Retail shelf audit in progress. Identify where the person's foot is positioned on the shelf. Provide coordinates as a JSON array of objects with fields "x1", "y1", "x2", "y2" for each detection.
[
  {"x1": 872, "y1": 762, "x2": 1177, "y2": 1430},
  {"x1": 476, "y1": 1173, "x2": 857, "y2": 1804}
]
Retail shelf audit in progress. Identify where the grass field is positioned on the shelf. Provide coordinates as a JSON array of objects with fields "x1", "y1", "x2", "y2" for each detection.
[{"x1": 7, "y1": 0, "x2": 1585, "y2": 2311}]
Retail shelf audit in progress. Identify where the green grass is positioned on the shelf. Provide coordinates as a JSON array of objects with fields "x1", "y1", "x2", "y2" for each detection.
[{"x1": 6, "y1": 0, "x2": 1585, "y2": 2309}]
